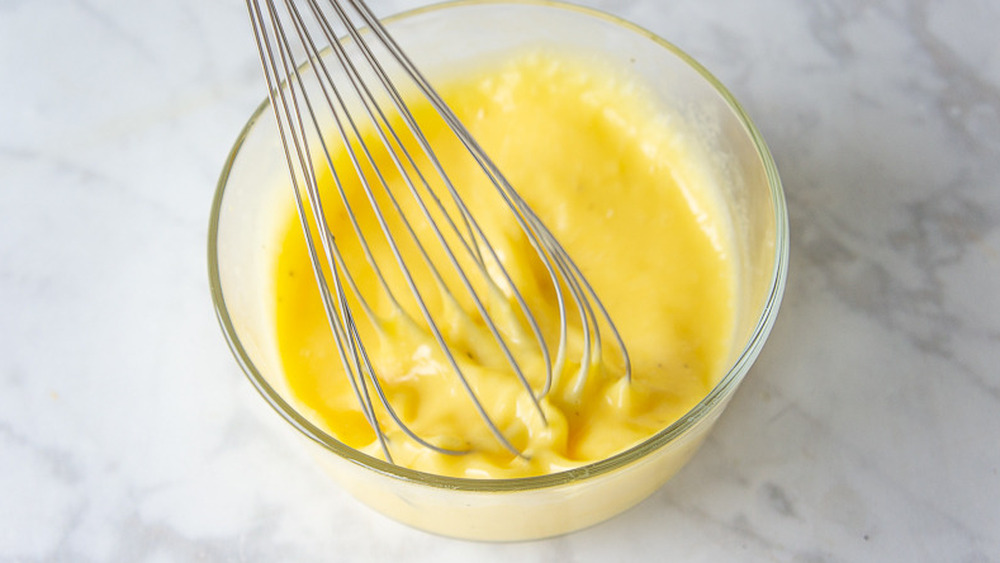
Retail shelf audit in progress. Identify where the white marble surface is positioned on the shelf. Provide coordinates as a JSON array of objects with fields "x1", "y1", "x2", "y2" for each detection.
[{"x1": 2, "y1": 0, "x2": 998, "y2": 560}]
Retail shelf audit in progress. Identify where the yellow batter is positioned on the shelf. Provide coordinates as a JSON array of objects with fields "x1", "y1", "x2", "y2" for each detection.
[{"x1": 272, "y1": 52, "x2": 734, "y2": 478}]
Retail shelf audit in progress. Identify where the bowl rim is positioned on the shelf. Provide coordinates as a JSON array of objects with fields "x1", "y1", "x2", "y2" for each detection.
[{"x1": 208, "y1": 0, "x2": 789, "y2": 492}]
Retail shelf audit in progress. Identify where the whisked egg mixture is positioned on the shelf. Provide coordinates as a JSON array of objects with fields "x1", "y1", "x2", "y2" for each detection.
[{"x1": 272, "y1": 51, "x2": 735, "y2": 478}]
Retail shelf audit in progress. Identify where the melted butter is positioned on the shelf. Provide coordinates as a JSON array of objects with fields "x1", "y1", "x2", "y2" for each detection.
[{"x1": 273, "y1": 52, "x2": 735, "y2": 478}]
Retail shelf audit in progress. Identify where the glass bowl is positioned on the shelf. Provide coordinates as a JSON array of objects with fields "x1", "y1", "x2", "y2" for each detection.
[{"x1": 208, "y1": 0, "x2": 787, "y2": 541}]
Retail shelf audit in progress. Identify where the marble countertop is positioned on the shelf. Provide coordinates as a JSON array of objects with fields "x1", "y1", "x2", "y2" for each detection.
[{"x1": 2, "y1": 0, "x2": 998, "y2": 560}]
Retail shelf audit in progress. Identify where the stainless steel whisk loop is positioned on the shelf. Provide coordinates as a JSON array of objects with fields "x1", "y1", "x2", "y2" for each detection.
[{"x1": 245, "y1": 0, "x2": 631, "y2": 463}]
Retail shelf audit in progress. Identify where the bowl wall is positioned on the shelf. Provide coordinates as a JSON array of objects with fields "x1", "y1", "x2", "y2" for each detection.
[{"x1": 209, "y1": 0, "x2": 787, "y2": 541}]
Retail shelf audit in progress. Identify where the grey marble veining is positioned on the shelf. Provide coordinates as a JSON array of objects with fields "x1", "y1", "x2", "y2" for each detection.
[{"x1": 1, "y1": 0, "x2": 997, "y2": 561}]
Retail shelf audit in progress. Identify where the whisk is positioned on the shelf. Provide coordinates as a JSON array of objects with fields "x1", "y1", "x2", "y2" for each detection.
[{"x1": 245, "y1": 0, "x2": 630, "y2": 463}]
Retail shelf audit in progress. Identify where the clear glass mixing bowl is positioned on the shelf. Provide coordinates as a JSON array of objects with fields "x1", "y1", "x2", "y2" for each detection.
[{"x1": 208, "y1": 0, "x2": 788, "y2": 541}]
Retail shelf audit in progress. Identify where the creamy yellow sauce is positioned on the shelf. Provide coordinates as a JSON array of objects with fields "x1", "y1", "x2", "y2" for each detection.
[{"x1": 273, "y1": 52, "x2": 734, "y2": 478}]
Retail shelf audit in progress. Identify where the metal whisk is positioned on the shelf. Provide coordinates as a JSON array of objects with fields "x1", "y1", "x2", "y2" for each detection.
[{"x1": 246, "y1": 0, "x2": 630, "y2": 463}]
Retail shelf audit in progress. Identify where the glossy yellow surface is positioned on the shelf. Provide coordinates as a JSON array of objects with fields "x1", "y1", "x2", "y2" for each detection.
[{"x1": 273, "y1": 52, "x2": 735, "y2": 478}]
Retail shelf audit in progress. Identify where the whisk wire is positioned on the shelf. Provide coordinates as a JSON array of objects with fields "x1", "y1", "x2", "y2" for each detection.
[
  {"x1": 294, "y1": 0, "x2": 491, "y2": 459},
  {"x1": 247, "y1": 0, "x2": 383, "y2": 455},
  {"x1": 249, "y1": 0, "x2": 526, "y2": 458},
  {"x1": 290, "y1": 0, "x2": 549, "y2": 455}
]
